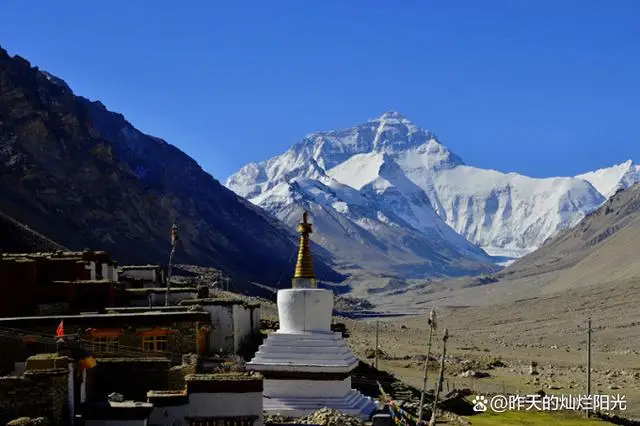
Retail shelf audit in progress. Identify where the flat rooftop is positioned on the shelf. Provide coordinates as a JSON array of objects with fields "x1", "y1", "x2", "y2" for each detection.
[
  {"x1": 119, "y1": 265, "x2": 162, "y2": 270},
  {"x1": 180, "y1": 297, "x2": 260, "y2": 309},
  {"x1": 125, "y1": 287, "x2": 197, "y2": 293},
  {"x1": 186, "y1": 372, "x2": 263, "y2": 382},
  {"x1": 184, "y1": 371, "x2": 264, "y2": 393}
]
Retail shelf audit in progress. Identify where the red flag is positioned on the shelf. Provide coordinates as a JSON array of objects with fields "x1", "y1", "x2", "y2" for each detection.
[{"x1": 56, "y1": 320, "x2": 64, "y2": 337}]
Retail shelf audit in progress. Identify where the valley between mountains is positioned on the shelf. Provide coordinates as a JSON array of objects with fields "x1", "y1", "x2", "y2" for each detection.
[{"x1": 226, "y1": 111, "x2": 640, "y2": 309}]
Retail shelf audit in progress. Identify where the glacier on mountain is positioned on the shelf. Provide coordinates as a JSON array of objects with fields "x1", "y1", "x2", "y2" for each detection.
[
  {"x1": 577, "y1": 159, "x2": 640, "y2": 198},
  {"x1": 226, "y1": 112, "x2": 638, "y2": 276}
]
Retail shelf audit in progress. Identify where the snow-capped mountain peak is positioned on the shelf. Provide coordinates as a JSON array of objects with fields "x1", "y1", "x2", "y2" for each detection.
[
  {"x1": 226, "y1": 113, "x2": 638, "y2": 276},
  {"x1": 377, "y1": 111, "x2": 406, "y2": 120},
  {"x1": 226, "y1": 113, "x2": 497, "y2": 277}
]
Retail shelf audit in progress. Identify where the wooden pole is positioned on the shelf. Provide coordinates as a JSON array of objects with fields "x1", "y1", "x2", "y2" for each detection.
[
  {"x1": 165, "y1": 245, "x2": 175, "y2": 307},
  {"x1": 166, "y1": 220, "x2": 178, "y2": 307},
  {"x1": 418, "y1": 309, "x2": 436, "y2": 423},
  {"x1": 375, "y1": 320, "x2": 380, "y2": 370},
  {"x1": 586, "y1": 317, "x2": 592, "y2": 418},
  {"x1": 429, "y1": 328, "x2": 449, "y2": 426}
]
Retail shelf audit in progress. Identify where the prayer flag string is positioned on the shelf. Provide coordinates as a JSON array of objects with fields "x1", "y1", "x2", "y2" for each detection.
[{"x1": 377, "y1": 381, "x2": 420, "y2": 425}]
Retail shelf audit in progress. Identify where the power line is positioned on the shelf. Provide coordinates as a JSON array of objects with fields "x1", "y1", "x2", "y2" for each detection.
[{"x1": 0, "y1": 326, "x2": 185, "y2": 359}]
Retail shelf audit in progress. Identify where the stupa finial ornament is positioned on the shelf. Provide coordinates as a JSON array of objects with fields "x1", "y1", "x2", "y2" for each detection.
[{"x1": 292, "y1": 210, "x2": 317, "y2": 288}]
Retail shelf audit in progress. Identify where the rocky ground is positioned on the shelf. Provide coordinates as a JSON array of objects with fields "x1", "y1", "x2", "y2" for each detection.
[
  {"x1": 344, "y1": 279, "x2": 640, "y2": 421},
  {"x1": 265, "y1": 408, "x2": 366, "y2": 425}
]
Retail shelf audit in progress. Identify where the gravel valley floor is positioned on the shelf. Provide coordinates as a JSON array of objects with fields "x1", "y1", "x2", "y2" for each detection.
[
  {"x1": 344, "y1": 277, "x2": 640, "y2": 421},
  {"x1": 258, "y1": 277, "x2": 640, "y2": 422}
]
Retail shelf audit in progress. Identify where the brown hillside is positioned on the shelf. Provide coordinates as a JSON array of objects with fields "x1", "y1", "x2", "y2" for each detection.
[
  {"x1": 361, "y1": 183, "x2": 640, "y2": 310},
  {"x1": 501, "y1": 183, "x2": 640, "y2": 293}
]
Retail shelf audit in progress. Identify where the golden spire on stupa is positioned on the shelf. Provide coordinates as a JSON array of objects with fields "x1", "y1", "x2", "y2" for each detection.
[{"x1": 292, "y1": 211, "x2": 317, "y2": 288}]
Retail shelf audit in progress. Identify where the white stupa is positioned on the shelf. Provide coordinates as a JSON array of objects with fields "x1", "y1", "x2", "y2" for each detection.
[{"x1": 247, "y1": 211, "x2": 377, "y2": 419}]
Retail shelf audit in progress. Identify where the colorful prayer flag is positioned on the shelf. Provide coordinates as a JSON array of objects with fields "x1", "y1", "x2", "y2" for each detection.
[{"x1": 79, "y1": 355, "x2": 97, "y2": 370}]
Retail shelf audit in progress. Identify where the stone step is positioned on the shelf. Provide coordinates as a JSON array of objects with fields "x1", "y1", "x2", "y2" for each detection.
[
  {"x1": 250, "y1": 356, "x2": 358, "y2": 366},
  {"x1": 266, "y1": 334, "x2": 347, "y2": 346},
  {"x1": 263, "y1": 393, "x2": 374, "y2": 408},
  {"x1": 267, "y1": 389, "x2": 361, "y2": 400},
  {"x1": 257, "y1": 338, "x2": 350, "y2": 346},
  {"x1": 250, "y1": 358, "x2": 358, "y2": 368},
  {"x1": 270, "y1": 331, "x2": 343, "y2": 338},
  {"x1": 252, "y1": 349, "x2": 357, "y2": 359},
  {"x1": 251, "y1": 357, "x2": 357, "y2": 366},
  {"x1": 247, "y1": 363, "x2": 355, "y2": 372},
  {"x1": 261, "y1": 335, "x2": 348, "y2": 346},
  {"x1": 255, "y1": 346, "x2": 354, "y2": 356}
]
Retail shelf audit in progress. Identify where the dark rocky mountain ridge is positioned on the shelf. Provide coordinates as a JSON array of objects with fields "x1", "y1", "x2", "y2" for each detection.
[{"x1": 0, "y1": 46, "x2": 344, "y2": 286}]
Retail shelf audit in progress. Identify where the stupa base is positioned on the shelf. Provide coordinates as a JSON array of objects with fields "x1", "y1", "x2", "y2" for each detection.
[{"x1": 263, "y1": 389, "x2": 378, "y2": 420}]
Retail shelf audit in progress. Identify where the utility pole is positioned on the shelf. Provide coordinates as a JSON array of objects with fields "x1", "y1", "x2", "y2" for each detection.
[
  {"x1": 418, "y1": 309, "x2": 437, "y2": 423},
  {"x1": 429, "y1": 328, "x2": 449, "y2": 426},
  {"x1": 586, "y1": 317, "x2": 592, "y2": 418},
  {"x1": 375, "y1": 320, "x2": 380, "y2": 370},
  {"x1": 165, "y1": 220, "x2": 179, "y2": 307}
]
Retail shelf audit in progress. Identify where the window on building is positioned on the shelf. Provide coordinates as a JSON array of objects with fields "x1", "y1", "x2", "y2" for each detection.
[
  {"x1": 92, "y1": 336, "x2": 119, "y2": 353},
  {"x1": 88, "y1": 329, "x2": 123, "y2": 353},
  {"x1": 142, "y1": 335, "x2": 169, "y2": 352}
]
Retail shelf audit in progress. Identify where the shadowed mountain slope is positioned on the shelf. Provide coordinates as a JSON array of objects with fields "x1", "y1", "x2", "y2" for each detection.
[{"x1": 0, "y1": 46, "x2": 344, "y2": 286}]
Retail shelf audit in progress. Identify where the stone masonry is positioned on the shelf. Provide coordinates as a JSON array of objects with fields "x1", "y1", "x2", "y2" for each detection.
[{"x1": 0, "y1": 354, "x2": 70, "y2": 426}]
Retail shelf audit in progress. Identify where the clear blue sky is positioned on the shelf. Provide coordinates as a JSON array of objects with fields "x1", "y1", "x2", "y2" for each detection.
[{"x1": 2, "y1": 1, "x2": 639, "y2": 181}]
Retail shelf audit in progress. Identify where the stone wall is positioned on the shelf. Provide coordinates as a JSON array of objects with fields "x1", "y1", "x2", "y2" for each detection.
[
  {"x1": 233, "y1": 304, "x2": 252, "y2": 353},
  {"x1": 0, "y1": 356, "x2": 70, "y2": 426},
  {"x1": 180, "y1": 298, "x2": 261, "y2": 355},
  {"x1": 168, "y1": 365, "x2": 188, "y2": 391},
  {"x1": 205, "y1": 304, "x2": 235, "y2": 353},
  {"x1": 167, "y1": 355, "x2": 199, "y2": 391}
]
